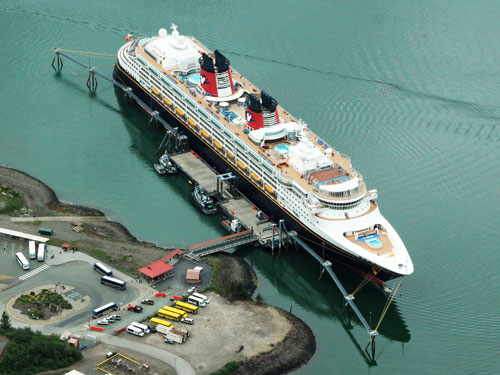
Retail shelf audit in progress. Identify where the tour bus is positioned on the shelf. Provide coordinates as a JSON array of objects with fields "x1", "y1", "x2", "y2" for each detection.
[
  {"x1": 150, "y1": 317, "x2": 174, "y2": 328},
  {"x1": 175, "y1": 301, "x2": 198, "y2": 314},
  {"x1": 100, "y1": 276, "x2": 126, "y2": 290},
  {"x1": 126, "y1": 325, "x2": 144, "y2": 337},
  {"x1": 37, "y1": 243, "x2": 45, "y2": 262},
  {"x1": 92, "y1": 302, "x2": 118, "y2": 318},
  {"x1": 130, "y1": 321, "x2": 150, "y2": 334},
  {"x1": 188, "y1": 295, "x2": 207, "y2": 307},
  {"x1": 192, "y1": 292, "x2": 210, "y2": 304},
  {"x1": 94, "y1": 262, "x2": 113, "y2": 276},
  {"x1": 162, "y1": 306, "x2": 187, "y2": 318},
  {"x1": 15, "y1": 252, "x2": 30, "y2": 271},
  {"x1": 157, "y1": 309, "x2": 181, "y2": 322},
  {"x1": 28, "y1": 241, "x2": 36, "y2": 260}
]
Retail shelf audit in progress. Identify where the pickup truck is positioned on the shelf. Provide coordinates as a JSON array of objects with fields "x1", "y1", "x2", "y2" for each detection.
[{"x1": 127, "y1": 304, "x2": 143, "y2": 313}]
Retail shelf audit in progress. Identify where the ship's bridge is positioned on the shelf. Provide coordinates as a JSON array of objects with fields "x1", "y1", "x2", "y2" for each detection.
[{"x1": 142, "y1": 24, "x2": 201, "y2": 71}]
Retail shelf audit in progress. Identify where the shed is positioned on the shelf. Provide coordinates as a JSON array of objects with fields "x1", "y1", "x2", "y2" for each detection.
[
  {"x1": 65, "y1": 371, "x2": 86, "y2": 375},
  {"x1": 186, "y1": 269, "x2": 201, "y2": 284},
  {"x1": 139, "y1": 260, "x2": 174, "y2": 282}
]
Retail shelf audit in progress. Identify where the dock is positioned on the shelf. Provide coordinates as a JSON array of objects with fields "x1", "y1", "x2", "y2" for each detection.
[{"x1": 170, "y1": 151, "x2": 288, "y2": 250}]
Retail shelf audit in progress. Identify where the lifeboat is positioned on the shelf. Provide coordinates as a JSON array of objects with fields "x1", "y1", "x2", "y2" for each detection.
[
  {"x1": 176, "y1": 108, "x2": 185, "y2": 117},
  {"x1": 237, "y1": 160, "x2": 247, "y2": 171},
  {"x1": 251, "y1": 172, "x2": 261, "y2": 183},
  {"x1": 264, "y1": 184, "x2": 275, "y2": 195},
  {"x1": 227, "y1": 151, "x2": 235, "y2": 159},
  {"x1": 201, "y1": 129, "x2": 211, "y2": 139},
  {"x1": 152, "y1": 86, "x2": 160, "y2": 96},
  {"x1": 188, "y1": 118, "x2": 197, "y2": 128},
  {"x1": 163, "y1": 97, "x2": 172, "y2": 106},
  {"x1": 214, "y1": 140, "x2": 223, "y2": 150}
]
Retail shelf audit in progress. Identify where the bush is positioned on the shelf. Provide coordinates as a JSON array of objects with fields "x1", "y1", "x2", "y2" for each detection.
[
  {"x1": 210, "y1": 361, "x2": 239, "y2": 375},
  {"x1": 0, "y1": 327, "x2": 82, "y2": 375}
]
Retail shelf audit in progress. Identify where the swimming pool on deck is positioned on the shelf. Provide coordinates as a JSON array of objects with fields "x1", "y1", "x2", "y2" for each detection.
[
  {"x1": 358, "y1": 233, "x2": 383, "y2": 249},
  {"x1": 187, "y1": 73, "x2": 200, "y2": 85}
]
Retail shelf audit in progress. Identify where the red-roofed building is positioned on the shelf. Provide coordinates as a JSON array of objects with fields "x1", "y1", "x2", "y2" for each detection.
[
  {"x1": 186, "y1": 269, "x2": 201, "y2": 284},
  {"x1": 139, "y1": 260, "x2": 174, "y2": 281},
  {"x1": 162, "y1": 249, "x2": 184, "y2": 265}
]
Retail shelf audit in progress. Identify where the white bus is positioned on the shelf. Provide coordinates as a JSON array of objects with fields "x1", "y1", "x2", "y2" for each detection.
[
  {"x1": 94, "y1": 262, "x2": 113, "y2": 276},
  {"x1": 126, "y1": 325, "x2": 144, "y2": 337},
  {"x1": 100, "y1": 276, "x2": 126, "y2": 290},
  {"x1": 130, "y1": 321, "x2": 150, "y2": 334},
  {"x1": 16, "y1": 252, "x2": 30, "y2": 271},
  {"x1": 187, "y1": 295, "x2": 207, "y2": 307},
  {"x1": 28, "y1": 241, "x2": 36, "y2": 260},
  {"x1": 37, "y1": 243, "x2": 45, "y2": 262},
  {"x1": 92, "y1": 302, "x2": 118, "y2": 318},
  {"x1": 191, "y1": 292, "x2": 210, "y2": 304}
]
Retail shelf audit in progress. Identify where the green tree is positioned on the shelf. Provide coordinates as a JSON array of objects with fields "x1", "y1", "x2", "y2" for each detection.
[{"x1": 1, "y1": 311, "x2": 11, "y2": 330}]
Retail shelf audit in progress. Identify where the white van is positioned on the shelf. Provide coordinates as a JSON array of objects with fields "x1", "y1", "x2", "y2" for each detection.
[
  {"x1": 28, "y1": 241, "x2": 36, "y2": 260},
  {"x1": 126, "y1": 325, "x2": 144, "y2": 337},
  {"x1": 192, "y1": 292, "x2": 210, "y2": 304},
  {"x1": 130, "y1": 321, "x2": 150, "y2": 334},
  {"x1": 37, "y1": 243, "x2": 45, "y2": 262},
  {"x1": 188, "y1": 295, "x2": 206, "y2": 307}
]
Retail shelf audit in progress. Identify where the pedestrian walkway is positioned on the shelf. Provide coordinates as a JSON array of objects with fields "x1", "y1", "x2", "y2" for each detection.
[{"x1": 19, "y1": 264, "x2": 50, "y2": 280}]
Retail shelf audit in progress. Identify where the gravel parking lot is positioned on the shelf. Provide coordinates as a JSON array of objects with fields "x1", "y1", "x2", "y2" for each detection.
[{"x1": 127, "y1": 292, "x2": 291, "y2": 374}]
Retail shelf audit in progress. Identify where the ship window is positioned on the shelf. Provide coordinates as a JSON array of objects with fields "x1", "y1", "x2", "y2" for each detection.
[
  {"x1": 198, "y1": 108, "x2": 209, "y2": 118},
  {"x1": 173, "y1": 86, "x2": 183, "y2": 96},
  {"x1": 149, "y1": 66, "x2": 159, "y2": 77},
  {"x1": 186, "y1": 97, "x2": 196, "y2": 107},
  {"x1": 211, "y1": 119, "x2": 222, "y2": 130},
  {"x1": 235, "y1": 138, "x2": 245, "y2": 149},
  {"x1": 161, "y1": 76, "x2": 171, "y2": 87}
]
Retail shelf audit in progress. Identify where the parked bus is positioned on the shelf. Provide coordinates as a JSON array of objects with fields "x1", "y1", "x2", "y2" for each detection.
[
  {"x1": 15, "y1": 252, "x2": 30, "y2": 271},
  {"x1": 126, "y1": 325, "x2": 144, "y2": 337},
  {"x1": 92, "y1": 302, "x2": 118, "y2": 318},
  {"x1": 150, "y1": 317, "x2": 174, "y2": 328},
  {"x1": 188, "y1": 295, "x2": 207, "y2": 307},
  {"x1": 28, "y1": 241, "x2": 36, "y2": 260},
  {"x1": 175, "y1": 301, "x2": 198, "y2": 314},
  {"x1": 37, "y1": 243, "x2": 45, "y2": 262},
  {"x1": 162, "y1": 306, "x2": 187, "y2": 318},
  {"x1": 157, "y1": 309, "x2": 181, "y2": 322},
  {"x1": 192, "y1": 292, "x2": 210, "y2": 304},
  {"x1": 130, "y1": 321, "x2": 150, "y2": 334},
  {"x1": 100, "y1": 276, "x2": 126, "y2": 290},
  {"x1": 94, "y1": 262, "x2": 113, "y2": 276}
]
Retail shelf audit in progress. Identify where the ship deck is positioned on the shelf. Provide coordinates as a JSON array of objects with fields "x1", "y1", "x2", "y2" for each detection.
[
  {"x1": 344, "y1": 229, "x2": 394, "y2": 256},
  {"x1": 135, "y1": 42, "x2": 363, "y2": 196}
]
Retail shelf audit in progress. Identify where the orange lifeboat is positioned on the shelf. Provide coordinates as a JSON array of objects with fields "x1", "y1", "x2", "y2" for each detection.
[
  {"x1": 214, "y1": 140, "x2": 223, "y2": 150},
  {"x1": 251, "y1": 172, "x2": 261, "y2": 182},
  {"x1": 201, "y1": 129, "x2": 211, "y2": 139},
  {"x1": 264, "y1": 184, "x2": 275, "y2": 195},
  {"x1": 188, "y1": 118, "x2": 197, "y2": 128},
  {"x1": 237, "y1": 160, "x2": 247, "y2": 171},
  {"x1": 152, "y1": 86, "x2": 160, "y2": 96}
]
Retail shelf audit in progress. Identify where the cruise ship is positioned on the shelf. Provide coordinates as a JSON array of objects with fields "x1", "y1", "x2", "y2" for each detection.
[{"x1": 113, "y1": 25, "x2": 414, "y2": 283}]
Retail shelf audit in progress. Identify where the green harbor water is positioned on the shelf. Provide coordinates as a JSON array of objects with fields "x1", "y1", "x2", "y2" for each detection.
[{"x1": 1, "y1": 0, "x2": 500, "y2": 373}]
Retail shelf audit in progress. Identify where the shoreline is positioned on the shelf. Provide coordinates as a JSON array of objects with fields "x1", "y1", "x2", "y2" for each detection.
[{"x1": 0, "y1": 165, "x2": 316, "y2": 374}]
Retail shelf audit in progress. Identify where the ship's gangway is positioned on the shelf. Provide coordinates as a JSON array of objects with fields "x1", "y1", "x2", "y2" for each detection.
[{"x1": 187, "y1": 229, "x2": 256, "y2": 260}]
